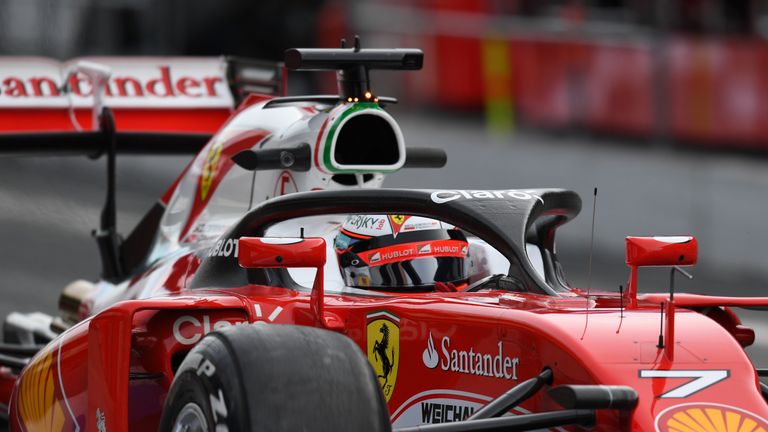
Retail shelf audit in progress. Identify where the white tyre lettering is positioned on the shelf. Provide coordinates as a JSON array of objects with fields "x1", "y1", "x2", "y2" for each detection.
[
  {"x1": 210, "y1": 388, "x2": 228, "y2": 422},
  {"x1": 197, "y1": 359, "x2": 216, "y2": 377}
]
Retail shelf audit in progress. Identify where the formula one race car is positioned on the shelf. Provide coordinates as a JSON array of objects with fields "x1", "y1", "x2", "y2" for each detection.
[{"x1": 2, "y1": 42, "x2": 768, "y2": 432}]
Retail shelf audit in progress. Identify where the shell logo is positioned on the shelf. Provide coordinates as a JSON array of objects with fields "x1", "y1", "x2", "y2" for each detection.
[
  {"x1": 18, "y1": 351, "x2": 65, "y2": 431},
  {"x1": 656, "y1": 403, "x2": 768, "y2": 432}
]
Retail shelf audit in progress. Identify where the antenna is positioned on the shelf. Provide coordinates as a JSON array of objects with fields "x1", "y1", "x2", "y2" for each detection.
[
  {"x1": 616, "y1": 284, "x2": 625, "y2": 333},
  {"x1": 354, "y1": 35, "x2": 361, "y2": 52},
  {"x1": 586, "y1": 187, "x2": 597, "y2": 297},
  {"x1": 618, "y1": 284, "x2": 624, "y2": 317},
  {"x1": 657, "y1": 302, "x2": 665, "y2": 349}
]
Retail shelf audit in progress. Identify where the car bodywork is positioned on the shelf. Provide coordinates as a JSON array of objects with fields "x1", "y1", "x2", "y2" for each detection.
[{"x1": 1, "y1": 46, "x2": 768, "y2": 432}]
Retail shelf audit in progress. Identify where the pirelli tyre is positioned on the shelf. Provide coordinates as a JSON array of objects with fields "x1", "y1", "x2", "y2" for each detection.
[{"x1": 159, "y1": 323, "x2": 391, "y2": 432}]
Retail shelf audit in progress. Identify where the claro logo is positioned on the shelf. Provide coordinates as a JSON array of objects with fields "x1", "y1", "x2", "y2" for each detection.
[
  {"x1": 173, "y1": 314, "x2": 247, "y2": 345},
  {"x1": 430, "y1": 190, "x2": 544, "y2": 204}
]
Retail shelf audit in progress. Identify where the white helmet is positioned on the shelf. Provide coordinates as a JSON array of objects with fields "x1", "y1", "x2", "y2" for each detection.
[{"x1": 333, "y1": 214, "x2": 469, "y2": 292}]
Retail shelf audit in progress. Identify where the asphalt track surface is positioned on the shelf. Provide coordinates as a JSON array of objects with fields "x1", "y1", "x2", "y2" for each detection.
[{"x1": 0, "y1": 112, "x2": 767, "y2": 423}]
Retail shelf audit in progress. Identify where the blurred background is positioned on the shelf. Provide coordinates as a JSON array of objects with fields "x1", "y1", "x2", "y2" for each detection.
[{"x1": 1, "y1": 0, "x2": 768, "y2": 359}]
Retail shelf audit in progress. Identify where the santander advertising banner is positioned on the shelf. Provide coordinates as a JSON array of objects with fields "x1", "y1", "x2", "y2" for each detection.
[{"x1": 0, "y1": 56, "x2": 233, "y2": 108}]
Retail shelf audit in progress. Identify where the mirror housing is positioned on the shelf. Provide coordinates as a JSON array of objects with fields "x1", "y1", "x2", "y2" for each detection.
[
  {"x1": 238, "y1": 237, "x2": 325, "y2": 269},
  {"x1": 626, "y1": 236, "x2": 697, "y2": 267},
  {"x1": 625, "y1": 236, "x2": 698, "y2": 303},
  {"x1": 237, "y1": 237, "x2": 340, "y2": 330}
]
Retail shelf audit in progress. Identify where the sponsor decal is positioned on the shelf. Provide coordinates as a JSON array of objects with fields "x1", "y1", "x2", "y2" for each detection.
[
  {"x1": 208, "y1": 238, "x2": 239, "y2": 258},
  {"x1": 367, "y1": 248, "x2": 412, "y2": 266},
  {"x1": 369, "y1": 251, "x2": 381, "y2": 263},
  {"x1": 367, "y1": 311, "x2": 400, "y2": 402},
  {"x1": 420, "y1": 400, "x2": 476, "y2": 424},
  {"x1": 347, "y1": 215, "x2": 387, "y2": 231},
  {"x1": 389, "y1": 214, "x2": 409, "y2": 237},
  {"x1": 200, "y1": 141, "x2": 223, "y2": 201},
  {"x1": 0, "y1": 58, "x2": 232, "y2": 108},
  {"x1": 422, "y1": 332, "x2": 439, "y2": 369},
  {"x1": 253, "y1": 304, "x2": 283, "y2": 322},
  {"x1": 391, "y1": 390, "x2": 495, "y2": 428},
  {"x1": 430, "y1": 190, "x2": 544, "y2": 205},
  {"x1": 18, "y1": 350, "x2": 65, "y2": 431},
  {"x1": 362, "y1": 240, "x2": 468, "y2": 267},
  {"x1": 655, "y1": 403, "x2": 768, "y2": 432},
  {"x1": 423, "y1": 332, "x2": 519, "y2": 380},
  {"x1": 173, "y1": 314, "x2": 248, "y2": 345},
  {"x1": 639, "y1": 370, "x2": 729, "y2": 398},
  {"x1": 434, "y1": 244, "x2": 460, "y2": 254}
]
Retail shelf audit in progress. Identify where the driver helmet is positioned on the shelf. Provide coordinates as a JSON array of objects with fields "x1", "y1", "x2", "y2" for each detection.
[{"x1": 334, "y1": 214, "x2": 469, "y2": 292}]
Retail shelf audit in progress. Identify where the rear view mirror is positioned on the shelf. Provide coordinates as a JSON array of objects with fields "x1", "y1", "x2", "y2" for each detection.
[
  {"x1": 238, "y1": 237, "x2": 326, "y2": 269},
  {"x1": 237, "y1": 236, "x2": 338, "y2": 329},
  {"x1": 625, "y1": 236, "x2": 697, "y2": 267}
]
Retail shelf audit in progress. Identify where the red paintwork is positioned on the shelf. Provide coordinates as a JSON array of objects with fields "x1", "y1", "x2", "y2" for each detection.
[
  {"x1": 0, "y1": 107, "x2": 231, "y2": 133},
  {"x1": 6, "y1": 257, "x2": 768, "y2": 431}
]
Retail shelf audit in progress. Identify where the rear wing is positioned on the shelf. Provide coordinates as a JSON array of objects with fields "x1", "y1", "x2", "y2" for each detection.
[
  {"x1": 0, "y1": 56, "x2": 283, "y2": 134},
  {"x1": 0, "y1": 56, "x2": 284, "y2": 281}
]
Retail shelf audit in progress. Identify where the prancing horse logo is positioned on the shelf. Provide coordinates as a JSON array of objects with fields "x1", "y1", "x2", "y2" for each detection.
[{"x1": 366, "y1": 311, "x2": 400, "y2": 402}]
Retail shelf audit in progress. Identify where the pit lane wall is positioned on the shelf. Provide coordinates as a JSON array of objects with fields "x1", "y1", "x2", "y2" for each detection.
[{"x1": 322, "y1": 1, "x2": 768, "y2": 150}]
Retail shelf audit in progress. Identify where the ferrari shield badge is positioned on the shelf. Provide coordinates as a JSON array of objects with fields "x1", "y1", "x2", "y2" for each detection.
[
  {"x1": 388, "y1": 214, "x2": 409, "y2": 238},
  {"x1": 367, "y1": 310, "x2": 400, "y2": 401},
  {"x1": 200, "y1": 141, "x2": 223, "y2": 201}
]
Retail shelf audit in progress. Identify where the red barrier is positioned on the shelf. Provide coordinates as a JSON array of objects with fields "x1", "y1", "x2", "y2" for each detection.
[
  {"x1": 668, "y1": 38, "x2": 768, "y2": 148},
  {"x1": 318, "y1": 1, "x2": 768, "y2": 148}
]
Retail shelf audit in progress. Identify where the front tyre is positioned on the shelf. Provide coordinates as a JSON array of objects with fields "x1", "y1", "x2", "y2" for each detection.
[{"x1": 159, "y1": 324, "x2": 391, "y2": 432}]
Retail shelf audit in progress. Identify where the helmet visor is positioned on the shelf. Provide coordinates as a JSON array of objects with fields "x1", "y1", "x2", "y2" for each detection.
[{"x1": 340, "y1": 253, "x2": 468, "y2": 291}]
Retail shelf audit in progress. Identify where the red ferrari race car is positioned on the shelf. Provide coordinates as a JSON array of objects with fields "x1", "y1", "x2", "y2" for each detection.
[{"x1": 1, "y1": 42, "x2": 768, "y2": 432}]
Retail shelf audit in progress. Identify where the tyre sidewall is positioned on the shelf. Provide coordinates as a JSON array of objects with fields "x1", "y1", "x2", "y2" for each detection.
[{"x1": 159, "y1": 339, "x2": 249, "y2": 432}]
